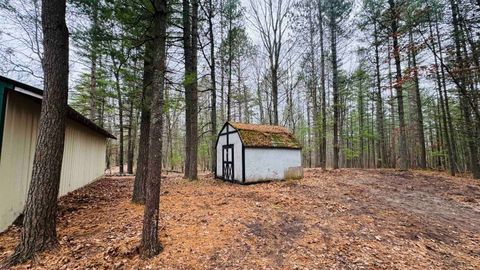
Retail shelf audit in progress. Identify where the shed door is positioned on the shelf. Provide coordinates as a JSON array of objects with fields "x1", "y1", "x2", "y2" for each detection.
[{"x1": 222, "y1": 144, "x2": 234, "y2": 181}]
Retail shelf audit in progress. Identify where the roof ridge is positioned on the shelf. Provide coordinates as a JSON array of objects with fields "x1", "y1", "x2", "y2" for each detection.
[
  {"x1": 225, "y1": 122, "x2": 301, "y2": 149},
  {"x1": 228, "y1": 121, "x2": 291, "y2": 134}
]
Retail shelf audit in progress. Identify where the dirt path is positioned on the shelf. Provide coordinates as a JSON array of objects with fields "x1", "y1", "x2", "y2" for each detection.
[{"x1": 0, "y1": 169, "x2": 479, "y2": 269}]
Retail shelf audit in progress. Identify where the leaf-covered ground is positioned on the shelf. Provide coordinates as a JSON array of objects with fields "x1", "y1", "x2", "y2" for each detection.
[{"x1": 0, "y1": 169, "x2": 479, "y2": 269}]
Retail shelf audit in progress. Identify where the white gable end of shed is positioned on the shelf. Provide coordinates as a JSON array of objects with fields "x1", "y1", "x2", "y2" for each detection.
[{"x1": 216, "y1": 124, "x2": 243, "y2": 182}]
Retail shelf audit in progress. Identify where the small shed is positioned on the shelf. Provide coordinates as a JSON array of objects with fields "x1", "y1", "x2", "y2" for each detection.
[
  {"x1": 0, "y1": 76, "x2": 115, "y2": 232},
  {"x1": 215, "y1": 121, "x2": 303, "y2": 184}
]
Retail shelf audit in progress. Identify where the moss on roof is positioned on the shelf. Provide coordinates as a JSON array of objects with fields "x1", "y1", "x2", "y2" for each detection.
[{"x1": 229, "y1": 122, "x2": 301, "y2": 149}]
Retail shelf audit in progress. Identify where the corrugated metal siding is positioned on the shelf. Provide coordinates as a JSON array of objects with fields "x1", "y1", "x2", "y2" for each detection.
[
  {"x1": 58, "y1": 120, "x2": 106, "y2": 196},
  {"x1": 0, "y1": 92, "x2": 107, "y2": 231}
]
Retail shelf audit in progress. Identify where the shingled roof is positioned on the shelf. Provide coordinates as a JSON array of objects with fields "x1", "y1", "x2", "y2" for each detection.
[{"x1": 229, "y1": 122, "x2": 301, "y2": 149}]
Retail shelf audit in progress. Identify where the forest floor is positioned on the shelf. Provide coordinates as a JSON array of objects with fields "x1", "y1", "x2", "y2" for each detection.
[{"x1": 0, "y1": 169, "x2": 479, "y2": 269}]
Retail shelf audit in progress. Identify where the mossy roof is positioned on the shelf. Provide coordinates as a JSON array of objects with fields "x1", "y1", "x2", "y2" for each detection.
[{"x1": 229, "y1": 122, "x2": 301, "y2": 149}]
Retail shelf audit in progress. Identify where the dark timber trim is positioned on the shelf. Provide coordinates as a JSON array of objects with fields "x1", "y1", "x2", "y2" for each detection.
[
  {"x1": 214, "y1": 123, "x2": 229, "y2": 179},
  {"x1": 219, "y1": 130, "x2": 238, "y2": 136},
  {"x1": 215, "y1": 122, "x2": 244, "y2": 183},
  {"x1": 0, "y1": 76, "x2": 42, "y2": 96},
  {"x1": 0, "y1": 82, "x2": 13, "y2": 159},
  {"x1": 222, "y1": 144, "x2": 234, "y2": 182},
  {"x1": 244, "y1": 146, "x2": 303, "y2": 150},
  {"x1": 214, "y1": 122, "x2": 229, "y2": 158},
  {"x1": 0, "y1": 76, "x2": 116, "y2": 139},
  {"x1": 242, "y1": 145, "x2": 245, "y2": 183}
]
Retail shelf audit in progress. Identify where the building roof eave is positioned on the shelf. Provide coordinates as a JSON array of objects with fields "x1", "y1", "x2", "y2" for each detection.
[{"x1": 0, "y1": 75, "x2": 116, "y2": 140}]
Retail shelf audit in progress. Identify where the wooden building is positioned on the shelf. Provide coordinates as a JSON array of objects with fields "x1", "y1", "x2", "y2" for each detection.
[
  {"x1": 0, "y1": 76, "x2": 115, "y2": 232},
  {"x1": 215, "y1": 122, "x2": 303, "y2": 184}
]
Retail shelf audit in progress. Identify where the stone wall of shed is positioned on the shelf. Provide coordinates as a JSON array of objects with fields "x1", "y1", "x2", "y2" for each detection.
[{"x1": 0, "y1": 92, "x2": 107, "y2": 232}]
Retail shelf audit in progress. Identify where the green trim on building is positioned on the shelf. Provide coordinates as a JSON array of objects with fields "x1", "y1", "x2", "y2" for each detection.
[{"x1": 0, "y1": 80, "x2": 13, "y2": 157}]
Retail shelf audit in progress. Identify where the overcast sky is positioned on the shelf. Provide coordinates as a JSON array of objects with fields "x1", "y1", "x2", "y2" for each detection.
[{"x1": 0, "y1": 0, "x2": 363, "y2": 91}]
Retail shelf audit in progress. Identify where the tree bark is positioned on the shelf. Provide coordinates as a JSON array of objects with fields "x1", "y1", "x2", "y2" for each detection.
[
  {"x1": 308, "y1": 5, "x2": 320, "y2": 167},
  {"x1": 127, "y1": 99, "x2": 134, "y2": 174},
  {"x1": 271, "y1": 64, "x2": 279, "y2": 125},
  {"x1": 227, "y1": 7, "x2": 233, "y2": 121},
  {"x1": 256, "y1": 75, "x2": 264, "y2": 123},
  {"x1": 89, "y1": 1, "x2": 99, "y2": 123},
  {"x1": 207, "y1": 0, "x2": 217, "y2": 173},
  {"x1": 330, "y1": 7, "x2": 340, "y2": 170},
  {"x1": 219, "y1": 0, "x2": 225, "y2": 122},
  {"x1": 373, "y1": 21, "x2": 386, "y2": 168},
  {"x1": 139, "y1": 0, "x2": 167, "y2": 259},
  {"x1": 409, "y1": 30, "x2": 427, "y2": 169},
  {"x1": 183, "y1": 0, "x2": 199, "y2": 180},
  {"x1": 307, "y1": 101, "x2": 312, "y2": 167},
  {"x1": 389, "y1": 0, "x2": 408, "y2": 171},
  {"x1": 318, "y1": 0, "x2": 327, "y2": 170},
  {"x1": 5, "y1": 0, "x2": 69, "y2": 265},
  {"x1": 449, "y1": 0, "x2": 480, "y2": 178},
  {"x1": 132, "y1": 41, "x2": 154, "y2": 204},
  {"x1": 358, "y1": 73, "x2": 365, "y2": 168},
  {"x1": 435, "y1": 16, "x2": 458, "y2": 175},
  {"x1": 429, "y1": 18, "x2": 456, "y2": 176},
  {"x1": 114, "y1": 70, "x2": 124, "y2": 174},
  {"x1": 90, "y1": 54, "x2": 97, "y2": 122},
  {"x1": 387, "y1": 39, "x2": 397, "y2": 168}
]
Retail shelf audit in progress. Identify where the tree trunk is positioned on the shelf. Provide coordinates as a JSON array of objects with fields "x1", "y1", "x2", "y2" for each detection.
[
  {"x1": 308, "y1": 6, "x2": 320, "y2": 167},
  {"x1": 256, "y1": 77, "x2": 264, "y2": 123},
  {"x1": 339, "y1": 94, "x2": 347, "y2": 168},
  {"x1": 389, "y1": 0, "x2": 408, "y2": 171},
  {"x1": 318, "y1": 0, "x2": 327, "y2": 170},
  {"x1": 89, "y1": 1, "x2": 99, "y2": 123},
  {"x1": 370, "y1": 101, "x2": 376, "y2": 168},
  {"x1": 436, "y1": 16, "x2": 458, "y2": 175},
  {"x1": 272, "y1": 65, "x2": 279, "y2": 125},
  {"x1": 5, "y1": 0, "x2": 69, "y2": 265},
  {"x1": 208, "y1": 0, "x2": 217, "y2": 173},
  {"x1": 358, "y1": 77, "x2": 365, "y2": 169},
  {"x1": 435, "y1": 103, "x2": 444, "y2": 169},
  {"x1": 183, "y1": 0, "x2": 199, "y2": 180},
  {"x1": 127, "y1": 99, "x2": 134, "y2": 174},
  {"x1": 449, "y1": 0, "x2": 480, "y2": 178},
  {"x1": 219, "y1": 0, "x2": 225, "y2": 122},
  {"x1": 429, "y1": 19, "x2": 456, "y2": 176},
  {"x1": 115, "y1": 71, "x2": 124, "y2": 174},
  {"x1": 132, "y1": 41, "x2": 154, "y2": 204},
  {"x1": 227, "y1": 10, "x2": 233, "y2": 121},
  {"x1": 90, "y1": 54, "x2": 97, "y2": 122},
  {"x1": 409, "y1": 30, "x2": 427, "y2": 169},
  {"x1": 243, "y1": 83, "x2": 249, "y2": 122},
  {"x1": 237, "y1": 62, "x2": 242, "y2": 121},
  {"x1": 460, "y1": 23, "x2": 480, "y2": 177},
  {"x1": 330, "y1": 10, "x2": 340, "y2": 170},
  {"x1": 388, "y1": 39, "x2": 397, "y2": 168},
  {"x1": 373, "y1": 22, "x2": 386, "y2": 168},
  {"x1": 307, "y1": 102, "x2": 312, "y2": 167},
  {"x1": 139, "y1": 0, "x2": 167, "y2": 259}
]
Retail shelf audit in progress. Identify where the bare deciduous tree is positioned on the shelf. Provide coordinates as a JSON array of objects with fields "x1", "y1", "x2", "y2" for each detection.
[{"x1": 249, "y1": 0, "x2": 293, "y2": 125}]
